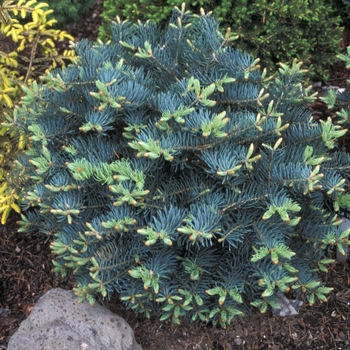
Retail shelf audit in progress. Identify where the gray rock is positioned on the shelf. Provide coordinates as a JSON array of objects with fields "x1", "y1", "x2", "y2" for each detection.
[
  {"x1": 272, "y1": 291, "x2": 303, "y2": 317},
  {"x1": 8, "y1": 288, "x2": 142, "y2": 350}
]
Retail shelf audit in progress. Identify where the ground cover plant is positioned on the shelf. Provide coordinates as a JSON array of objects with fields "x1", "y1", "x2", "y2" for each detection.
[
  {"x1": 99, "y1": 0, "x2": 343, "y2": 81},
  {"x1": 9, "y1": 6, "x2": 350, "y2": 328}
]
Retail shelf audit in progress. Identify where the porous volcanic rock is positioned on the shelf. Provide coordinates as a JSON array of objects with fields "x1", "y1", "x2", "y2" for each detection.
[{"x1": 7, "y1": 288, "x2": 142, "y2": 350}]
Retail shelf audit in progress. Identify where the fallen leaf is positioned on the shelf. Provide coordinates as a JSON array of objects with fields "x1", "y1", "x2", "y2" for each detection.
[{"x1": 22, "y1": 303, "x2": 35, "y2": 317}]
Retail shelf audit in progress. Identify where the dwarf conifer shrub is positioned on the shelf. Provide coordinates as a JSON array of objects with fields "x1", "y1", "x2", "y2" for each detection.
[
  {"x1": 13, "y1": 7, "x2": 350, "y2": 327},
  {"x1": 99, "y1": 0, "x2": 343, "y2": 81}
]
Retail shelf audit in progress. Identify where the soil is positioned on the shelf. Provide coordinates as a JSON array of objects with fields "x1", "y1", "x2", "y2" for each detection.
[{"x1": 1, "y1": 1, "x2": 350, "y2": 349}]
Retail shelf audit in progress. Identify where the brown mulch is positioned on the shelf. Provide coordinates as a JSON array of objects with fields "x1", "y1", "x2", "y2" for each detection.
[
  {"x1": 0, "y1": 214, "x2": 75, "y2": 348},
  {"x1": 1, "y1": 212, "x2": 350, "y2": 350},
  {"x1": 1, "y1": 1, "x2": 350, "y2": 349}
]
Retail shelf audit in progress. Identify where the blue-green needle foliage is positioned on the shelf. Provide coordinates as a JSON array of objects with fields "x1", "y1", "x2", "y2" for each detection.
[{"x1": 11, "y1": 6, "x2": 350, "y2": 327}]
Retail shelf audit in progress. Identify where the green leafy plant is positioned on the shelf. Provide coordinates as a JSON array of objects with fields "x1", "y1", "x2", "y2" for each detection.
[
  {"x1": 99, "y1": 0, "x2": 343, "y2": 81},
  {"x1": 0, "y1": 0, "x2": 74, "y2": 223},
  {"x1": 44, "y1": 0, "x2": 95, "y2": 27},
  {"x1": 321, "y1": 46, "x2": 350, "y2": 138},
  {"x1": 333, "y1": 0, "x2": 350, "y2": 26},
  {"x1": 13, "y1": 7, "x2": 350, "y2": 327}
]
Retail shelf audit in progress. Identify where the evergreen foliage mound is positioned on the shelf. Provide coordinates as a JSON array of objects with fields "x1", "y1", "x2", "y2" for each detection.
[
  {"x1": 98, "y1": 0, "x2": 343, "y2": 81},
  {"x1": 45, "y1": 0, "x2": 95, "y2": 26},
  {"x1": 13, "y1": 7, "x2": 350, "y2": 327}
]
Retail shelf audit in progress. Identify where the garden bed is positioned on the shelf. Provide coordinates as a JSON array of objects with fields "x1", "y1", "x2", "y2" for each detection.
[
  {"x1": 0, "y1": 213, "x2": 350, "y2": 349},
  {"x1": 1, "y1": 1, "x2": 350, "y2": 349}
]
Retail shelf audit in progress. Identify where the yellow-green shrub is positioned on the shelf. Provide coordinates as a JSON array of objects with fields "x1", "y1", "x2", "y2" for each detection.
[{"x1": 0, "y1": 0, "x2": 75, "y2": 224}]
